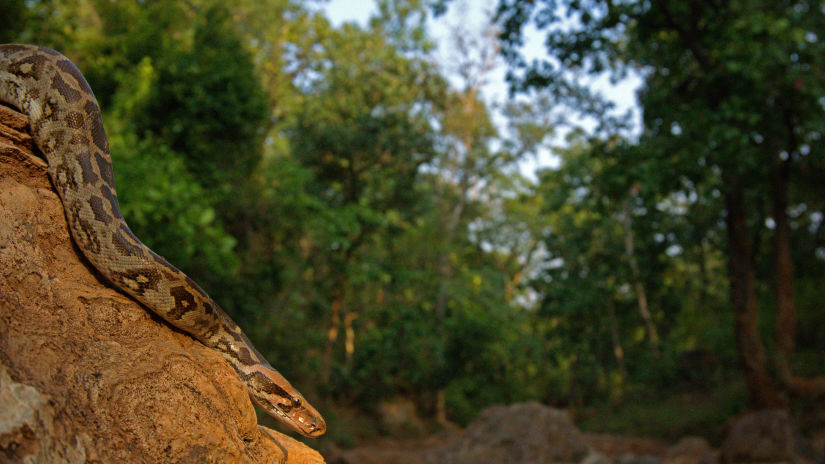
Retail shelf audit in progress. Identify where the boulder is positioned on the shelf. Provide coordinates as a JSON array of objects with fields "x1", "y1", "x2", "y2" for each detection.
[
  {"x1": 616, "y1": 454, "x2": 662, "y2": 464},
  {"x1": 425, "y1": 402, "x2": 605, "y2": 464},
  {"x1": 0, "y1": 103, "x2": 324, "y2": 463},
  {"x1": 720, "y1": 410, "x2": 818, "y2": 464},
  {"x1": 664, "y1": 437, "x2": 716, "y2": 464}
]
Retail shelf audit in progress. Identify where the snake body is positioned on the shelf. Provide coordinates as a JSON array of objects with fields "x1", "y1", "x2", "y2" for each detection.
[{"x1": 0, "y1": 44, "x2": 325, "y2": 437}]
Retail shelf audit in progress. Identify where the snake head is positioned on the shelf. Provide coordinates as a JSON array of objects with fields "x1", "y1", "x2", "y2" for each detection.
[
  {"x1": 276, "y1": 395, "x2": 327, "y2": 437},
  {"x1": 247, "y1": 365, "x2": 327, "y2": 437}
]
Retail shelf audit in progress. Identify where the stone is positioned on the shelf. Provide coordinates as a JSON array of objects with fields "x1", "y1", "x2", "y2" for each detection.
[
  {"x1": 664, "y1": 437, "x2": 716, "y2": 464},
  {"x1": 425, "y1": 402, "x2": 593, "y2": 464},
  {"x1": 720, "y1": 410, "x2": 818, "y2": 464}
]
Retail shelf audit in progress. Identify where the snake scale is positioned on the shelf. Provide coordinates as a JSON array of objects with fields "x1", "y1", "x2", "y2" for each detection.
[{"x1": 0, "y1": 44, "x2": 325, "y2": 437}]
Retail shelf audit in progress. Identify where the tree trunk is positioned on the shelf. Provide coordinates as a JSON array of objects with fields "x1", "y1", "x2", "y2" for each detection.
[
  {"x1": 606, "y1": 297, "x2": 627, "y2": 385},
  {"x1": 773, "y1": 155, "x2": 796, "y2": 382},
  {"x1": 322, "y1": 289, "x2": 343, "y2": 382},
  {"x1": 772, "y1": 155, "x2": 825, "y2": 396},
  {"x1": 344, "y1": 310, "x2": 358, "y2": 363},
  {"x1": 724, "y1": 183, "x2": 785, "y2": 408},
  {"x1": 620, "y1": 194, "x2": 659, "y2": 348}
]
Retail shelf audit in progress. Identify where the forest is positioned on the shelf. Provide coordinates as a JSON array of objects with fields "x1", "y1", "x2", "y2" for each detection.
[{"x1": 2, "y1": 0, "x2": 824, "y2": 448}]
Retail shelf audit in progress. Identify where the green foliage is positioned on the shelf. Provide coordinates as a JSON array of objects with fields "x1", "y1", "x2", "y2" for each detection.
[
  {"x1": 289, "y1": 22, "x2": 442, "y2": 207},
  {"x1": 108, "y1": 131, "x2": 240, "y2": 280},
  {"x1": 131, "y1": 4, "x2": 269, "y2": 186},
  {"x1": 370, "y1": 0, "x2": 434, "y2": 53},
  {"x1": 0, "y1": 0, "x2": 25, "y2": 43},
  {"x1": 578, "y1": 380, "x2": 749, "y2": 443}
]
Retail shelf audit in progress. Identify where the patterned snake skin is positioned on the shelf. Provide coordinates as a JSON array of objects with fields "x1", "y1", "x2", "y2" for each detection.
[{"x1": 0, "y1": 44, "x2": 325, "y2": 437}]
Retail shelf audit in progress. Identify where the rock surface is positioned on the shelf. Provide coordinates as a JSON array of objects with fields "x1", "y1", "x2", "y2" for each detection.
[{"x1": 0, "y1": 104, "x2": 324, "y2": 463}]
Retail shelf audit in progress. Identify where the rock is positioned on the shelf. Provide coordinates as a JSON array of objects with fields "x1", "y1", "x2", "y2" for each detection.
[
  {"x1": 586, "y1": 433, "x2": 669, "y2": 460},
  {"x1": 0, "y1": 367, "x2": 88, "y2": 463},
  {"x1": 720, "y1": 410, "x2": 818, "y2": 464},
  {"x1": 582, "y1": 451, "x2": 613, "y2": 464},
  {"x1": 0, "y1": 103, "x2": 324, "y2": 463},
  {"x1": 664, "y1": 437, "x2": 716, "y2": 464},
  {"x1": 616, "y1": 453, "x2": 662, "y2": 464},
  {"x1": 425, "y1": 402, "x2": 593, "y2": 464}
]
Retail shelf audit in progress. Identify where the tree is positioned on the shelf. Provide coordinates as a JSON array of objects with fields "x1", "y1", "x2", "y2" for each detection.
[
  {"x1": 286, "y1": 19, "x2": 445, "y2": 384},
  {"x1": 129, "y1": 3, "x2": 268, "y2": 187},
  {"x1": 493, "y1": 0, "x2": 825, "y2": 407}
]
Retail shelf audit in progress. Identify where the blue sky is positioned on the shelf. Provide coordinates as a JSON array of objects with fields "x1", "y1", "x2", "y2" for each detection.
[{"x1": 323, "y1": 0, "x2": 375, "y2": 25}]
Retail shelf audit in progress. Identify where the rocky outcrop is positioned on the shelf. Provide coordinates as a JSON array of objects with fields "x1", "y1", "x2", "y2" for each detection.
[{"x1": 0, "y1": 104, "x2": 324, "y2": 463}]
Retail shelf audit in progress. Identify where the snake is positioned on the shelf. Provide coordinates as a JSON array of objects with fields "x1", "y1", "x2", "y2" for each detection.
[{"x1": 0, "y1": 44, "x2": 326, "y2": 438}]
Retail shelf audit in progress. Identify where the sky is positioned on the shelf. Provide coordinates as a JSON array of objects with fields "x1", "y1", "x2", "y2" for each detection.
[
  {"x1": 321, "y1": 0, "x2": 376, "y2": 27},
  {"x1": 323, "y1": 0, "x2": 500, "y2": 40},
  {"x1": 320, "y1": 0, "x2": 642, "y2": 177}
]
